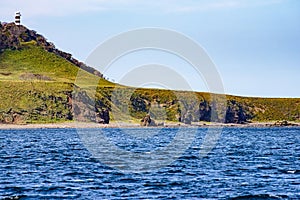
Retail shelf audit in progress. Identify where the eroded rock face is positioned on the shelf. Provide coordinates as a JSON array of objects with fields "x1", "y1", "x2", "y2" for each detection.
[
  {"x1": 225, "y1": 100, "x2": 250, "y2": 124},
  {"x1": 199, "y1": 101, "x2": 211, "y2": 122},
  {"x1": 0, "y1": 109, "x2": 24, "y2": 124},
  {"x1": 0, "y1": 22, "x2": 103, "y2": 78},
  {"x1": 72, "y1": 91, "x2": 110, "y2": 124},
  {"x1": 72, "y1": 91, "x2": 96, "y2": 122},
  {"x1": 97, "y1": 109, "x2": 110, "y2": 124},
  {"x1": 130, "y1": 96, "x2": 150, "y2": 114},
  {"x1": 182, "y1": 111, "x2": 193, "y2": 125}
]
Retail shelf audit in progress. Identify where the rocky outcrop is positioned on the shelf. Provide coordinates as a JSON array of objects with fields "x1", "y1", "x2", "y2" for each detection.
[
  {"x1": 130, "y1": 95, "x2": 150, "y2": 114},
  {"x1": 0, "y1": 108, "x2": 25, "y2": 124},
  {"x1": 272, "y1": 120, "x2": 297, "y2": 127},
  {"x1": 199, "y1": 100, "x2": 252, "y2": 124},
  {"x1": 140, "y1": 114, "x2": 156, "y2": 126},
  {"x1": 98, "y1": 109, "x2": 110, "y2": 124},
  {"x1": 127, "y1": 91, "x2": 254, "y2": 124},
  {"x1": 225, "y1": 100, "x2": 251, "y2": 124},
  {"x1": 181, "y1": 111, "x2": 193, "y2": 125},
  {"x1": 72, "y1": 90, "x2": 110, "y2": 124},
  {"x1": 199, "y1": 101, "x2": 211, "y2": 122},
  {"x1": 0, "y1": 22, "x2": 103, "y2": 77}
]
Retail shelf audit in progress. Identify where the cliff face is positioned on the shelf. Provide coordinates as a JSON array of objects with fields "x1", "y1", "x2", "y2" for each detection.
[
  {"x1": 109, "y1": 88, "x2": 300, "y2": 124},
  {"x1": 0, "y1": 22, "x2": 102, "y2": 77},
  {"x1": 121, "y1": 89, "x2": 253, "y2": 124}
]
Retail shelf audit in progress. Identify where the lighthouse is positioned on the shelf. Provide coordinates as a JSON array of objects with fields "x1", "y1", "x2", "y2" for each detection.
[{"x1": 15, "y1": 12, "x2": 21, "y2": 25}]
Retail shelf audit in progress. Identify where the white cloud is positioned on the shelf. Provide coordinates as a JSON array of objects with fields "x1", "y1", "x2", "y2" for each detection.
[{"x1": 0, "y1": 0, "x2": 284, "y2": 19}]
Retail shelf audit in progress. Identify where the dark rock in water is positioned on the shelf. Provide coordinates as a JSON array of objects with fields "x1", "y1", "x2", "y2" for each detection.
[
  {"x1": 140, "y1": 114, "x2": 156, "y2": 126},
  {"x1": 272, "y1": 120, "x2": 296, "y2": 127},
  {"x1": 275, "y1": 120, "x2": 289, "y2": 126}
]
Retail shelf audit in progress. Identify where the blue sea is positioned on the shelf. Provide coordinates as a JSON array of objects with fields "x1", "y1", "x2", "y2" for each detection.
[{"x1": 0, "y1": 127, "x2": 299, "y2": 199}]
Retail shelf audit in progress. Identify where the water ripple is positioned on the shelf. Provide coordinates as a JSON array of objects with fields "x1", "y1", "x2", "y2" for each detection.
[{"x1": 0, "y1": 128, "x2": 299, "y2": 199}]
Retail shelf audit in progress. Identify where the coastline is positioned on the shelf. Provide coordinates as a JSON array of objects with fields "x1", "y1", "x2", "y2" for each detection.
[{"x1": 0, "y1": 121, "x2": 299, "y2": 130}]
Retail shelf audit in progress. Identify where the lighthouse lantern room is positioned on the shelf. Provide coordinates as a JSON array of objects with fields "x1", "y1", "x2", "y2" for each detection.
[{"x1": 15, "y1": 12, "x2": 21, "y2": 25}]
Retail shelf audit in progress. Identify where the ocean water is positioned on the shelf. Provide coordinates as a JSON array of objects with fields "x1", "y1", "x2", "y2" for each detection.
[{"x1": 0, "y1": 127, "x2": 299, "y2": 199}]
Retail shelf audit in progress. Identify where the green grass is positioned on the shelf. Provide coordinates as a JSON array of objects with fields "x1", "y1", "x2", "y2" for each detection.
[
  {"x1": 0, "y1": 45, "x2": 118, "y2": 124},
  {"x1": 0, "y1": 81, "x2": 74, "y2": 123},
  {"x1": 0, "y1": 45, "x2": 115, "y2": 87},
  {"x1": 0, "y1": 45, "x2": 300, "y2": 124}
]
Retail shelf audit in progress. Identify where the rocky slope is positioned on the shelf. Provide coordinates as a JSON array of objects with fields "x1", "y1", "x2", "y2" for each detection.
[{"x1": 0, "y1": 22, "x2": 102, "y2": 77}]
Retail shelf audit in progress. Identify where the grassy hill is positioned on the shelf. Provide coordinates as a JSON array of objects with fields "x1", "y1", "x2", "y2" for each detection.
[
  {"x1": 0, "y1": 40, "x2": 114, "y2": 85},
  {"x1": 0, "y1": 44, "x2": 115, "y2": 123},
  {"x1": 0, "y1": 22, "x2": 299, "y2": 124},
  {"x1": 0, "y1": 22, "x2": 116, "y2": 123}
]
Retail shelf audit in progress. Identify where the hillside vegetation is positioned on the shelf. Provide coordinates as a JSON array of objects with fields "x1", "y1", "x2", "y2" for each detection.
[{"x1": 0, "y1": 22, "x2": 299, "y2": 124}]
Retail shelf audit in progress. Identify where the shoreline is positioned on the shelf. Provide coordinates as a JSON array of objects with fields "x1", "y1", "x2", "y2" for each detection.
[{"x1": 0, "y1": 121, "x2": 299, "y2": 130}]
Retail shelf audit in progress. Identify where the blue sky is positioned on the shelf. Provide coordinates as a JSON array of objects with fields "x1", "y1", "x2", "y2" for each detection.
[{"x1": 1, "y1": 0, "x2": 300, "y2": 97}]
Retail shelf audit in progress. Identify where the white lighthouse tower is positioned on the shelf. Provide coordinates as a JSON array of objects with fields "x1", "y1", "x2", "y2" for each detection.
[{"x1": 15, "y1": 12, "x2": 21, "y2": 25}]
